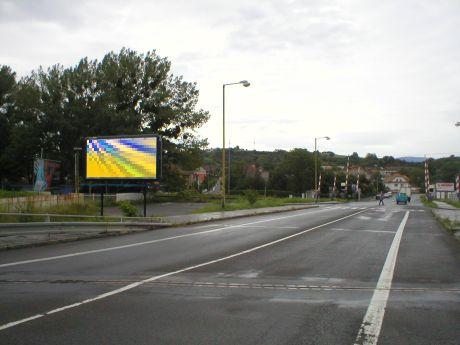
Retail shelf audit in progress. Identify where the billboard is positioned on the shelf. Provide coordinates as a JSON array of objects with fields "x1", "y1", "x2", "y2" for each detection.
[
  {"x1": 435, "y1": 183, "x2": 455, "y2": 192},
  {"x1": 85, "y1": 135, "x2": 160, "y2": 180},
  {"x1": 34, "y1": 159, "x2": 61, "y2": 191}
]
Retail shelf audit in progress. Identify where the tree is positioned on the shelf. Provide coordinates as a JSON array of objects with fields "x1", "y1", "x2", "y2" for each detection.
[
  {"x1": 349, "y1": 152, "x2": 360, "y2": 164},
  {"x1": 269, "y1": 149, "x2": 314, "y2": 194},
  {"x1": 0, "y1": 66, "x2": 17, "y2": 184},
  {"x1": 0, "y1": 49, "x2": 210, "y2": 188}
]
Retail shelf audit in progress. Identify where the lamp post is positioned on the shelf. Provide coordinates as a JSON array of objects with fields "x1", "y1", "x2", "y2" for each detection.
[
  {"x1": 222, "y1": 80, "x2": 250, "y2": 208},
  {"x1": 314, "y1": 136, "x2": 330, "y2": 202}
]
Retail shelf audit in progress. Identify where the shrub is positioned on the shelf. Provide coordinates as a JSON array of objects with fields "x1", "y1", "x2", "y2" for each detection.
[
  {"x1": 244, "y1": 190, "x2": 258, "y2": 204},
  {"x1": 118, "y1": 201, "x2": 138, "y2": 217}
]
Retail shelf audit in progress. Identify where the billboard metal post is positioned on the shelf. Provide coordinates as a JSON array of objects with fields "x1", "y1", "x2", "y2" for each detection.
[
  {"x1": 100, "y1": 191, "x2": 104, "y2": 217},
  {"x1": 143, "y1": 185, "x2": 147, "y2": 218}
]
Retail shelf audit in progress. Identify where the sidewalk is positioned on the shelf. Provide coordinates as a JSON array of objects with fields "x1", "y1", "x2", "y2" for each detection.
[
  {"x1": 433, "y1": 201, "x2": 458, "y2": 210},
  {"x1": 0, "y1": 204, "x2": 318, "y2": 250},
  {"x1": 431, "y1": 201, "x2": 460, "y2": 238}
]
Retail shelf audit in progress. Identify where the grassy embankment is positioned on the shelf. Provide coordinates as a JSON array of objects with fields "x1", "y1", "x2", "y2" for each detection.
[{"x1": 193, "y1": 197, "x2": 346, "y2": 214}]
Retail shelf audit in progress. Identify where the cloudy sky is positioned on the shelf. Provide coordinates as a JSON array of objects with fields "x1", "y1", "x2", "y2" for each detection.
[{"x1": 1, "y1": 0, "x2": 459, "y2": 157}]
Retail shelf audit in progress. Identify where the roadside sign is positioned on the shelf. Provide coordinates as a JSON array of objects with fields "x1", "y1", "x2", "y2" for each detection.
[{"x1": 435, "y1": 183, "x2": 455, "y2": 192}]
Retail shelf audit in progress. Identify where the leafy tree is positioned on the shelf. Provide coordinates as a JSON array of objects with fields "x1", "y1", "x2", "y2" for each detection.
[
  {"x1": 269, "y1": 148, "x2": 314, "y2": 194},
  {"x1": 1, "y1": 49, "x2": 209, "y2": 189},
  {"x1": 0, "y1": 66, "x2": 17, "y2": 184}
]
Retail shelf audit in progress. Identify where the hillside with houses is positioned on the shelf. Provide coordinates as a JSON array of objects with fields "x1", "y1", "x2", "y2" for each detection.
[{"x1": 183, "y1": 148, "x2": 459, "y2": 197}]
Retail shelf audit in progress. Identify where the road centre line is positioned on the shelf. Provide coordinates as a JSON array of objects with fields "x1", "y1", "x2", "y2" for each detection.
[
  {"x1": 0, "y1": 206, "x2": 347, "y2": 269},
  {"x1": 4, "y1": 279, "x2": 458, "y2": 293},
  {"x1": 0, "y1": 209, "x2": 368, "y2": 331},
  {"x1": 354, "y1": 211, "x2": 410, "y2": 345}
]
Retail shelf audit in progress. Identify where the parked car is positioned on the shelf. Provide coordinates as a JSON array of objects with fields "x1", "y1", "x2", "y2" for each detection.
[{"x1": 396, "y1": 192, "x2": 408, "y2": 205}]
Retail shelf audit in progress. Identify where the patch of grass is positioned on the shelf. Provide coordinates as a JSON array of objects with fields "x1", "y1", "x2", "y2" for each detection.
[
  {"x1": 420, "y1": 195, "x2": 438, "y2": 208},
  {"x1": 118, "y1": 201, "x2": 138, "y2": 217},
  {"x1": 192, "y1": 197, "x2": 346, "y2": 214}
]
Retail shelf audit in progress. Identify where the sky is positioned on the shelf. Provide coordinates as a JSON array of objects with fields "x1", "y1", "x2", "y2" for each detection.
[{"x1": 1, "y1": 0, "x2": 459, "y2": 158}]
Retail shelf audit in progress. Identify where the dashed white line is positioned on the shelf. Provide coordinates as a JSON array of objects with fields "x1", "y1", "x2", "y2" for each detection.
[
  {"x1": 0, "y1": 209, "x2": 368, "y2": 331},
  {"x1": 354, "y1": 211, "x2": 410, "y2": 345}
]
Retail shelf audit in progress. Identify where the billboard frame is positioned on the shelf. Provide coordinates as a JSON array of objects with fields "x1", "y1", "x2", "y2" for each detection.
[{"x1": 83, "y1": 134, "x2": 162, "y2": 182}]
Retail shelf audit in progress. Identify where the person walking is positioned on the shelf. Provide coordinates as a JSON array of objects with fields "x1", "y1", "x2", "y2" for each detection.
[{"x1": 378, "y1": 191, "x2": 385, "y2": 206}]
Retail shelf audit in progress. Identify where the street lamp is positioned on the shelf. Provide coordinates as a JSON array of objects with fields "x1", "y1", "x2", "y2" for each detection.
[
  {"x1": 222, "y1": 80, "x2": 250, "y2": 208},
  {"x1": 314, "y1": 136, "x2": 330, "y2": 202}
]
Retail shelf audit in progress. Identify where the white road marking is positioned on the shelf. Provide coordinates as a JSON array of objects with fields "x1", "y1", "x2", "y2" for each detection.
[
  {"x1": 0, "y1": 207, "x2": 342, "y2": 269},
  {"x1": 236, "y1": 225, "x2": 299, "y2": 229},
  {"x1": 330, "y1": 228, "x2": 396, "y2": 234},
  {"x1": 354, "y1": 211, "x2": 410, "y2": 345},
  {"x1": 0, "y1": 209, "x2": 368, "y2": 331}
]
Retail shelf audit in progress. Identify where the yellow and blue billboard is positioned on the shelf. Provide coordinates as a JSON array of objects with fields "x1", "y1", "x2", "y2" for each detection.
[{"x1": 85, "y1": 135, "x2": 160, "y2": 179}]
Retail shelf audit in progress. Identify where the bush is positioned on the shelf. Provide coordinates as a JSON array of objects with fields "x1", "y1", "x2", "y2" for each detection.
[
  {"x1": 244, "y1": 190, "x2": 258, "y2": 204},
  {"x1": 118, "y1": 201, "x2": 138, "y2": 217}
]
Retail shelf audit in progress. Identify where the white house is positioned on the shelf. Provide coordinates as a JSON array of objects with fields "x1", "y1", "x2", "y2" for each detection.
[{"x1": 384, "y1": 173, "x2": 410, "y2": 192}]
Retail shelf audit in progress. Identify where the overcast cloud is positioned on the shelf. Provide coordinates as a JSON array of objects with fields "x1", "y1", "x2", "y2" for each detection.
[{"x1": 1, "y1": 0, "x2": 459, "y2": 157}]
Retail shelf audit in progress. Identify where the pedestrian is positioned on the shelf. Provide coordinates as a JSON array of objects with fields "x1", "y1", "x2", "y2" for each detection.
[{"x1": 378, "y1": 191, "x2": 384, "y2": 206}]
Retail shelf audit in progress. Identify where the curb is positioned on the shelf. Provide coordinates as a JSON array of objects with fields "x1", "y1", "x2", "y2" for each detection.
[{"x1": 162, "y1": 204, "x2": 318, "y2": 225}]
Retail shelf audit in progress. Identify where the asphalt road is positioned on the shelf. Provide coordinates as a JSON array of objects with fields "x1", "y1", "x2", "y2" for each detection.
[{"x1": 0, "y1": 195, "x2": 459, "y2": 344}]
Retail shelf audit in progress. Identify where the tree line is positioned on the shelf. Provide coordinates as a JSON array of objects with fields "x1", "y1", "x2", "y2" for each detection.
[
  {"x1": 0, "y1": 48, "x2": 209, "y2": 190},
  {"x1": 202, "y1": 148, "x2": 459, "y2": 196}
]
